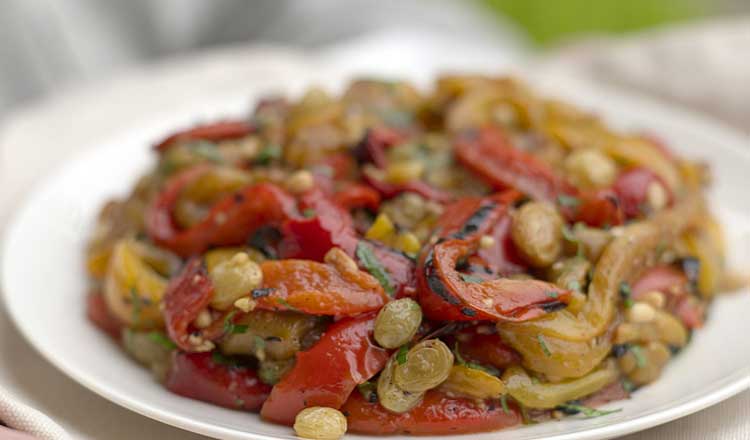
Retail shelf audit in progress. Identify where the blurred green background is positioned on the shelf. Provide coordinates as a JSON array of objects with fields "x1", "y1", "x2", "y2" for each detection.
[{"x1": 484, "y1": 0, "x2": 707, "y2": 45}]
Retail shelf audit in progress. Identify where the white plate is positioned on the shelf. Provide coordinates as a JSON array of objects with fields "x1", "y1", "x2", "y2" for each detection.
[{"x1": 2, "y1": 74, "x2": 750, "y2": 440}]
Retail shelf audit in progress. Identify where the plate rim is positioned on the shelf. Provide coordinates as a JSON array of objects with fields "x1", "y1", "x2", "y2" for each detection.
[{"x1": 3, "y1": 74, "x2": 750, "y2": 440}]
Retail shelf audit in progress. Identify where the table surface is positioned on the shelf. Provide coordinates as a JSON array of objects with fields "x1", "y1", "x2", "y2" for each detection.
[{"x1": 1, "y1": 42, "x2": 748, "y2": 440}]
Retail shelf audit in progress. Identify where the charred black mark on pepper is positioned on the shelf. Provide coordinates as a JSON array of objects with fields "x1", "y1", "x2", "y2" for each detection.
[
  {"x1": 424, "y1": 250, "x2": 461, "y2": 306},
  {"x1": 540, "y1": 301, "x2": 567, "y2": 313},
  {"x1": 251, "y1": 288, "x2": 275, "y2": 298},
  {"x1": 451, "y1": 202, "x2": 498, "y2": 240}
]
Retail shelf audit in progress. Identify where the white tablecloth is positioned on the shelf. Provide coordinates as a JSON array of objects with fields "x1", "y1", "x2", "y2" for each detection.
[{"x1": 1, "y1": 30, "x2": 749, "y2": 439}]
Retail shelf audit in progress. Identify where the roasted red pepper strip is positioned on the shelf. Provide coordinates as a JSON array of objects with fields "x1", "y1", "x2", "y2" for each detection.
[
  {"x1": 632, "y1": 264, "x2": 704, "y2": 328},
  {"x1": 363, "y1": 172, "x2": 453, "y2": 203},
  {"x1": 154, "y1": 120, "x2": 255, "y2": 152},
  {"x1": 333, "y1": 184, "x2": 381, "y2": 212},
  {"x1": 454, "y1": 127, "x2": 622, "y2": 226},
  {"x1": 280, "y1": 190, "x2": 359, "y2": 260},
  {"x1": 86, "y1": 291, "x2": 124, "y2": 340},
  {"x1": 146, "y1": 166, "x2": 297, "y2": 257},
  {"x1": 575, "y1": 189, "x2": 624, "y2": 228},
  {"x1": 260, "y1": 313, "x2": 389, "y2": 425},
  {"x1": 254, "y1": 257, "x2": 388, "y2": 316},
  {"x1": 455, "y1": 126, "x2": 577, "y2": 202},
  {"x1": 166, "y1": 352, "x2": 271, "y2": 411},
  {"x1": 342, "y1": 390, "x2": 521, "y2": 435},
  {"x1": 613, "y1": 167, "x2": 673, "y2": 219},
  {"x1": 420, "y1": 238, "x2": 571, "y2": 321},
  {"x1": 434, "y1": 191, "x2": 521, "y2": 240},
  {"x1": 280, "y1": 190, "x2": 416, "y2": 297},
  {"x1": 163, "y1": 258, "x2": 213, "y2": 351}
]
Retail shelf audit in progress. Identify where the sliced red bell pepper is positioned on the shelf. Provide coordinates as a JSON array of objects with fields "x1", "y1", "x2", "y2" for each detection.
[
  {"x1": 163, "y1": 258, "x2": 214, "y2": 351},
  {"x1": 453, "y1": 127, "x2": 621, "y2": 227},
  {"x1": 154, "y1": 120, "x2": 255, "y2": 152},
  {"x1": 342, "y1": 390, "x2": 521, "y2": 435},
  {"x1": 574, "y1": 189, "x2": 624, "y2": 228},
  {"x1": 455, "y1": 126, "x2": 577, "y2": 202},
  {"x1": 363, "y1": 171, "x2": 453, "y2": 203},
  {"x1": 86, "y1": 291, "x2": 124, "y2": 340},
  {"x1": 613, "y1": 167, "x2": 673, "y2": 219},
  {"x1": 260, "y1": 313, "x2": 389, "y2": 425},
  {"x1": 333, "y1": 184, "x2": 381, "y2": 212},
  {"x1": 146, "y1": 166, "x2": 297, "y2": 257},
  {"x1": 419, "y1": 238, "x2": 571, "y2": 321},
  {"x1": 280, "y1": 190, "x2": 416, "y2": 297},
  {"x1": 166, "y1": 352, "x2": 271, "y2": 411},
  {"x1": 254, "y1": 258, "x2": 388, "y2": 316}
]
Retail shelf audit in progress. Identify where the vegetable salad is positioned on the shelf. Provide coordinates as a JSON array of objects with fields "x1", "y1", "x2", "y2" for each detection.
[{"x1": 85, "y1": 76, "x2": 735, "y2": 438}]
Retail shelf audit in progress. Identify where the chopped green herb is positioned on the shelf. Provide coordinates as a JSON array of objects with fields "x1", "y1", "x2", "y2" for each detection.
[
  {"x1": 500, "y1": 395, "x2": 511, "y2": 415},
  {"x1": 235, "y1": 398, "x2": 245, "y2": 407},
  {"x1": 223, "y1": 310, "x2": 249, "y2": 334},
  {"x1": 255, "y1": 144, "x2": 281, "y2": 164},
  {"x1": 276, "y1": 297, "x2": 301, "y2": 312},
  {"x1": 211, "y1": 350, "x2": 233, "y2": 366},
  {"x1": 629, "y1": 345, "x2": 647, "y2": 368},
  {"x1": 561, "y1": 225, "x2": 584, "y2": 257},
  {"x1": 147, "y1": 332, "x2": 176, "y2": 350},
  {"x1": 557, "y1": 194, "x2": 581, "y2": 208},
  {"x1": 621, "y1": 378, "x2": 637, "y2": 393},
  {"x1": 619, "y1": 282, "x2": 633, "y2": 308},
  {"x1": 567, "y1": 280, "x2": 581, "y2": 291},
  {"x1": 453, "y1": 342, "x2": 501, "y2": 375},
  {"x1": 356, "y1": 242, "x2": 395, "y2": 296},
  {"x1": 357, "y1": 381, "x2": 378, "y2": 402},
  {"x1": 302, "y1": 208, "x2": 316, "y2": 218},
  {"x1": 129, "y1": 287, "x2": 142, "y2": 325},
  {"x1": 396, "y1": 345, "x2": 409, "y2": 365},
  {"x1": 545, "y1": 291, "x2": 559, "y2": 299},
  {"x1": 537, "y1": 335, "x2": 551, "y2": 357},
  {"x1": 189, "y1": 141, "x2": 224, "y2": 163},
  {"x1": 460, "y1": 273, "x2": 484, "y2": 284},
  {"x1": 558, "y1": 403, "x2": 621, "y2": 418},
  {"x1": 253, "y1": 335, "x2": 266, "y2": 350}
]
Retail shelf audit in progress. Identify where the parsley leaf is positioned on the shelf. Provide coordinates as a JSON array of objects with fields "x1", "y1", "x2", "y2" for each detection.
[
  {"x1": 356, "y1": 242, "x2": 395, "y2": 296},
  {"x1": 255, "y1": 144, "x2": 281, "y2": 165},
  {"x1": 223, "y1": 311, "x2": 249, "y2": 335},
  {"x1": 558, "y1": 403, "x2": 621, "y2": 418},
  {"x1": 500, "y1": 395, "x2": 511, "y2": 415},
  {"x1": 629, "y1": 345, "x2": 647, "y2": 368},
  {"x1": 619, "y1": 282, "x2": 633, "y2": 308},
  {"x1": 460, "y1": 273, "x2": 484, "y2": 284},
  {"x1": 129, "y1": 287, "x2": 142, "y2": 325},
  {"x1": 189, "y1": 141, "x2": 224, "y2": 163},
  {"x1": 357, "y1": 381, "x2": 378, "y2": 402},
  {"x1": 453, "y1": 342, "x2": 501, "y2": 375},
  {"x1": 396, "y1": 345, "x2": 409, "y2": 365},
  {"x1": 567, "y1": 280, "x2": 581, "y2": 291},
  {"x1": 537, "y1": 335, "x2": 552, "y2": 357},
  {"x1": 557, "y1": 195, "x2": 581, "y2": 208},
  {"x1": 545, "y1": 291, "x2": 559, "y2": 299},
  {"x1": 276, "y1": 297, "x2": 301, "y2": 312},
  {"x1": 302, "y1": 208, "x2": 316, "y2": 218},
  {"x1": 147, "y1": 332, "x2": 177, "y2": 350},
  {"x1": 561, "y1": 224, "x2": 584, "y2": 257}
]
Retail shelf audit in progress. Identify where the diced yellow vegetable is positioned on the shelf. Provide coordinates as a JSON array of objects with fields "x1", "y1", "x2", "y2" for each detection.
[{"x1": 365, "y1": 213, "x2": 396, "y2": 241}]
